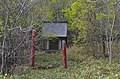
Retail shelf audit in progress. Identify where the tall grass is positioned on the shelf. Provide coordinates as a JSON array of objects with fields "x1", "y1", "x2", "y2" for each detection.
[{"x1": 0, "y1": 46, "x2": 120, "y2": 79}]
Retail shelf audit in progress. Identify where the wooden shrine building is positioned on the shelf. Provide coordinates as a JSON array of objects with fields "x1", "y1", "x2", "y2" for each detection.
[{"x1": 42, "y1": 23, "x2": 67, "y2": 51}]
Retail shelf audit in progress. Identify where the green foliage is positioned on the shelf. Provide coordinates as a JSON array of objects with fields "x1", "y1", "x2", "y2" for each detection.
[
  {"x1": 49, "y1": 0, "x2": 71, "y2": 22},
  {"x1": 51, "y1": 0, "x2": 56, "y2": 3},
  {"x1": 62, "y1": 0, "x2": 94, "y2": 44},
  {"x1": 62, "y1": 0, "x2": 119, "y2": 46},
  {"x1": 96, "y1": 13, "x2": 108, "y2": 21},
  {"x1": 0, "y1": 1, "x2": 120, "y2": 78}
]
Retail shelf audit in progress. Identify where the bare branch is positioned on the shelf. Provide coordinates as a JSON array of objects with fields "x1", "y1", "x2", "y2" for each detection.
[{"x1": 15, "y1": 0, "x2": 27, "y2": 21}]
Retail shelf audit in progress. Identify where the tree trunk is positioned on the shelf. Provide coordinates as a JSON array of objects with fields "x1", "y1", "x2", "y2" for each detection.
[
  {"x1": 101, "y1": 35, "x2": 106, "y2": 58},
  {"x1": 1, "y1": 12, "x2": 9, "y2": 75}
]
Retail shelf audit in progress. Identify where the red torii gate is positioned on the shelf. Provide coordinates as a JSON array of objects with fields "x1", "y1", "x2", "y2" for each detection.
[
  {"x1": 30, "y1": 30, "x2": 67, "y2": 69},
  {"x1": 30, "y1": 30, "x2": 36, "y2": 69}
]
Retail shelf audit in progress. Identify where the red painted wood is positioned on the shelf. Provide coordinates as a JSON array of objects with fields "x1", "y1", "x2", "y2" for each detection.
[
  {"x1": 31, "y1": 30, "x2": 36, "y2": 69},
  {"x1": 62, "y1": 40, "x2": 67, "y2": 68}
]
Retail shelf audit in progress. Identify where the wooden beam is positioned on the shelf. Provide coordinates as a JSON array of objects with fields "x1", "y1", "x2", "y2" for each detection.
[
  {"x1": 59, "y1": 39, "x2": 61, "y2": 50},
  {"x1": 47, "y1": 40, "x2": 49, "y2": 50}
]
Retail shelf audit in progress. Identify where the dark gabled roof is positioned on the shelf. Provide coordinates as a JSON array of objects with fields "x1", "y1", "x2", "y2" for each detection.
[
  {"x1": 115, "y1": 26, "x2": 120, "y2": 32},
  {"x1": 42, "y1": 23, "x2": 67, "y2": 37}
]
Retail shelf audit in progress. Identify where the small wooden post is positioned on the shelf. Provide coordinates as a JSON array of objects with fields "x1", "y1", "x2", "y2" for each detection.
[
  {"x1": 31, "y1": 30, "x2": 36, "y2": 69},
  {"x1": 62, "y1": 40, "x2": 67, "y2": 68}
]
